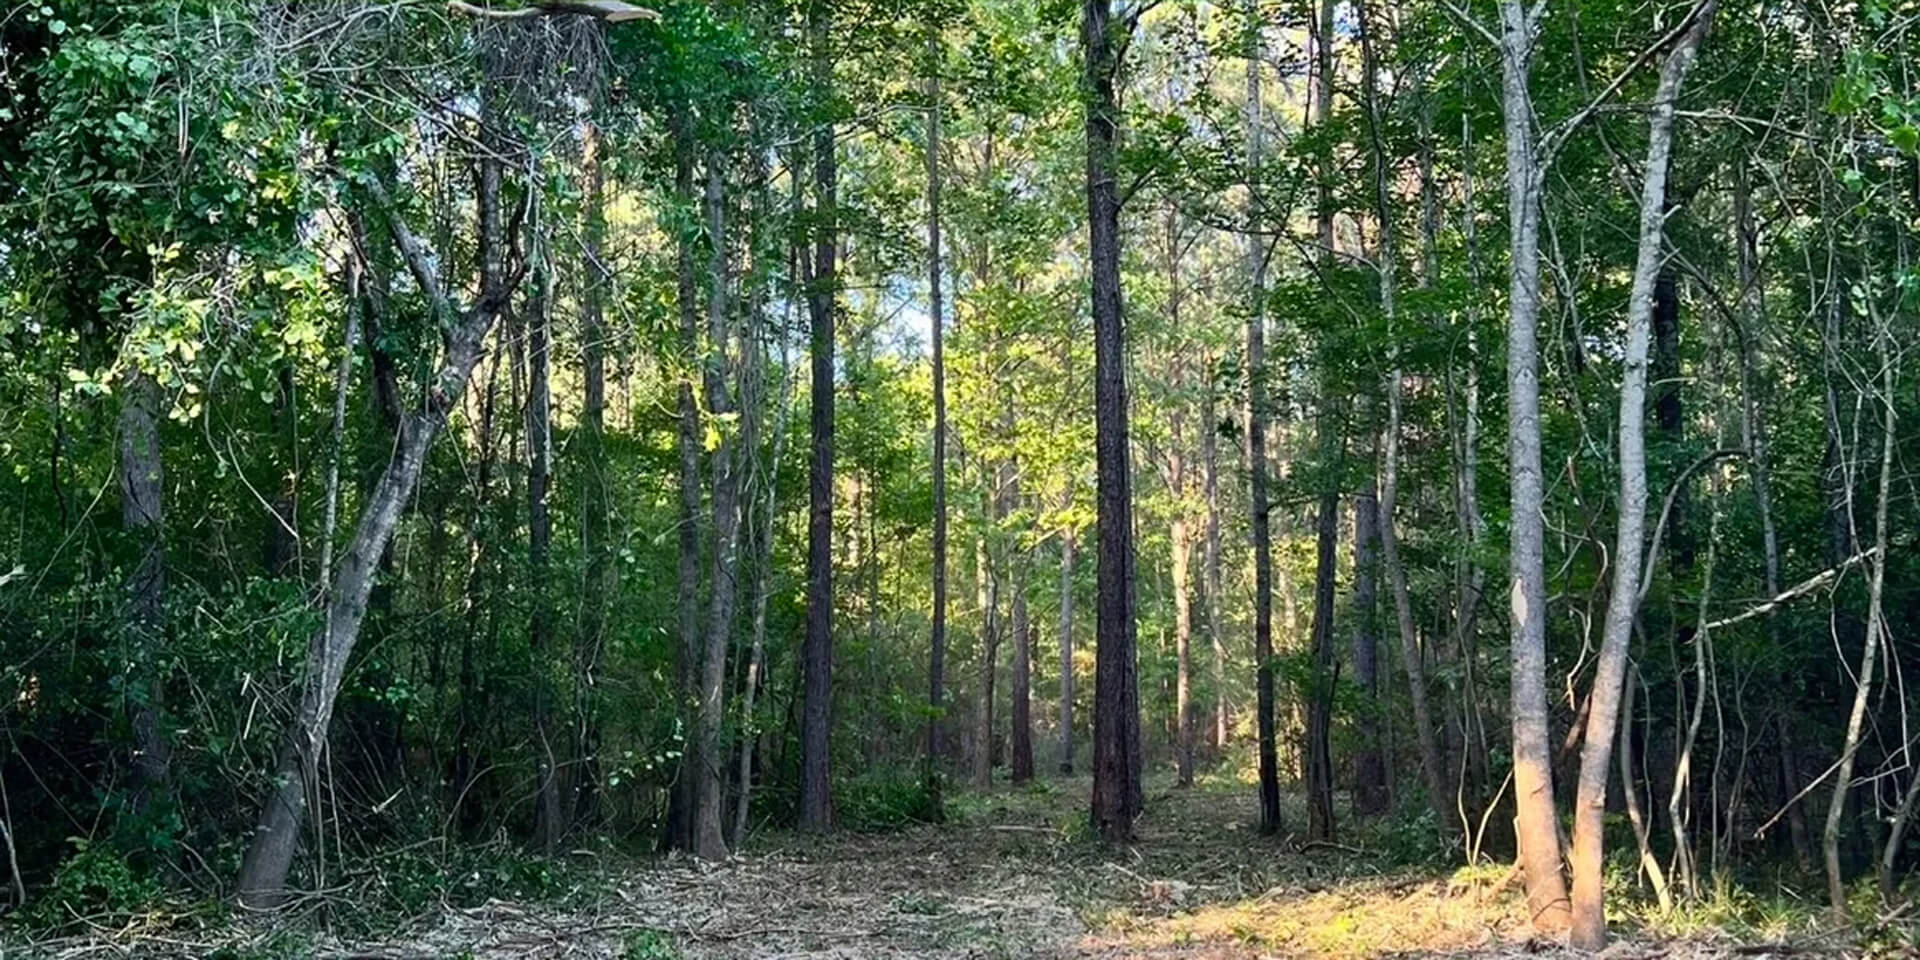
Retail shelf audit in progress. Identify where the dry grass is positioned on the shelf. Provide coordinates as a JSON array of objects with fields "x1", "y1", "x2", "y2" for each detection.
[{"x1": 6, "y1": 773, "x2": 1866, "y2": 958}]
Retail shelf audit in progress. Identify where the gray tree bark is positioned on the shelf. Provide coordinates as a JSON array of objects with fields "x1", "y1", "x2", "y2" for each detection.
[{"x1": 1567, "y1": 9, "x2": 1714, "y2": 946}]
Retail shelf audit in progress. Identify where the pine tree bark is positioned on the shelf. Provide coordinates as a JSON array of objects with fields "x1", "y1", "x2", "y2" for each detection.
[
  {"x1": 1302, "y1": 0, "x2": 1339, "y2": 845},
  {"x1": 798, "y1": 3, "x2": 839, "y2": 832},
  {"x1": 1567, "y1": 9, "x2": 1713, "y2": 946},
  {"x1": 1082, "y1": 0, "x2": 1143, "y2": 842}
]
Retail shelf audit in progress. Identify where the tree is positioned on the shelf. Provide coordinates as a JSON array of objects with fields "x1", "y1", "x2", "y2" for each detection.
[
  {"x1": 799, "y1": 0, "x2": 840, "y2": 833},
  {"x1": 1082, "y1": 0, "x2": 1143, "y2": 843},
  {"x1": 1493, "y1": 0, "x2": 1571, "y2": 932}
]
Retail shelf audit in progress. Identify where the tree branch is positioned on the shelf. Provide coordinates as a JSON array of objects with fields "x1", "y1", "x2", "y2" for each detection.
[{"x1": 447, "y1": 0, "x2": 659, "y2": 23}]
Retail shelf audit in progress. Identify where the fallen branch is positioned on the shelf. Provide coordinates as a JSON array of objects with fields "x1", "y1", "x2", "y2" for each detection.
[
  {"x1": 1705, "y1": 547, "x2": 1879, "y2": 632},
  {"x1": 447, "y1": 1, "x2": 659, "y2": 23}
]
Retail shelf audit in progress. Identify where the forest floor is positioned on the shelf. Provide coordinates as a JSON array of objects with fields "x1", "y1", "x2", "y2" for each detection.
[{"x1": 15, "y1": 771, "x2": 1863, "y2": 959}]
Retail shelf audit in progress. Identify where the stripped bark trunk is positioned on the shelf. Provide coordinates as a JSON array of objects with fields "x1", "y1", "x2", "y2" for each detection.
[{"x1": 1568, "y1": 11, "x2": 1713, "y2": 946}]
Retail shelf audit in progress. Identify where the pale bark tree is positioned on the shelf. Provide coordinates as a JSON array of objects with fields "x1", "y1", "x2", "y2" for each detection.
[
  {"x1": 1568, "y1": 8, "x2": 1714, "y2": 946},
  {"x1": 1494, "y1": 0, "x2": 1572, "y2": 931}
]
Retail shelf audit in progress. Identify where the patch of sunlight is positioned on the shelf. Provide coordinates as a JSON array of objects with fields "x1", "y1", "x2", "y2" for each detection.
[{"x1": 1081, "y1": 874, "x2": 1530, "y2": 958}]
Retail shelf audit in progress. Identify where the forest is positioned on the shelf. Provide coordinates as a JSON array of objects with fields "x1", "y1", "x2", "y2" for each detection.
[{"x1": 1, "y1": 0, "x2": 1918, "y2": 956}]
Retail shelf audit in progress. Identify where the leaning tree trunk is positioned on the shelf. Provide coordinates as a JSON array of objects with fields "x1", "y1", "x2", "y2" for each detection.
[
  {"x1": 798, "y1": 1, "x2": 839, "y2": 832},
  {"x1": 1082, "y1": 0, "x2": 1143, "y2": 842},
  {"x1": 1243, "y1": 1, "x2": 1282, "y2": 836},
  {"x1": 1494, "y1": 0, "x2": 1572, "y2": 933},
  {"x1": 694, "y1": 157, "x2": 740, "y2": 861},
  {"x1": 1567, "y1": 9, "x2": 1712, "y2": 947},
  {"x1": 237, "y1": 169, "x2": 509, "y2": 906}
]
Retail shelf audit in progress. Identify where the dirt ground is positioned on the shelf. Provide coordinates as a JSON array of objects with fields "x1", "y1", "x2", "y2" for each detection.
[{"x1": 15, "y1": 775, "x2": 1859, "y2": 958}]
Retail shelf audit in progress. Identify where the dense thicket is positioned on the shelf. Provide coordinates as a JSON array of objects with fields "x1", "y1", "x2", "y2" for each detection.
[{"x1": 2, "y1": 0, "x2": 1918, "y2": 947}]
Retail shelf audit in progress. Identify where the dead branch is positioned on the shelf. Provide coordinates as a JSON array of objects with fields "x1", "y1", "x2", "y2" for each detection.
[{"x1": 447, "y1": 1, "x2": 659, "y2": 23}]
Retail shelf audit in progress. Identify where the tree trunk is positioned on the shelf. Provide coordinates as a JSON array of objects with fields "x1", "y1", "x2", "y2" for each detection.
[
  {"x1": 120, "y1": 369, "x2": 169, "y2": 814},
  {"x1": 1823, "y1": 303, "x2": 1896, "y2": 917},
  {"x1": 1243, "y1": 3, "x2": 1282, "y2": 837},
  {"x1": 1731, "y1": 161, "x2": 1810, "y2": 869},
  {"x1": 1203, "y1": 362, "x2": 1227, "y2": 752},
  {"x1": 925, "y1": 45, "x2": 950, "y2": 809},
  {"x1": 695, "y1": 156, "x2": 739, "y2": 861},
  {"x1": 1619, "y1": 665, "x2": 1672, "y2": 911},
  {"x1": 525, "y1": 207, "x2": 563, "y2": 855},
  {"x1": 1082, "y1": 0, "x2": 1143, "y2": 842},
  {"x1": 975, "y1": 525, "x2": 1000, "y2": 789},
  {"x1": 574, "y1": 114, "x2": 611, "y2": 831},
  {"x1": 667, "y1": 104, "x2": 704, "y2": 853},
  {"x1": 1305, "y1": 482, "x2": 1340, "y2": 843},
  {"x1": 1567, "y1": 12, "x2": 1711, "y2": 946},
  {"x1": 1359, "y1": 0, "x2": 1448, "y2": 832},
  {"x1": 1350, "y1": 473, "x2": 1386, "y2": 815},
  {"x1": 1010, "y1": 552, "x2": 1034, "y2": 785},
  {"x1": 237, "y1": 166, "x2": 509, "y2": 904},
  {"x1": 798, "y1": 2, "x2": 838, "y2": 832},
  {"x1": 1496, "y1": 0, "x2": 1572, "y2": 933},
  {"x1": 1172, "y1": 497, "x2": 1195, "y2": 788},
  {"x1": 1058, "y1": 527, "x2": 1076, "y2": 774},
  {"x1": 734, "y1": 170, "x2": 798, "y2": 847}
]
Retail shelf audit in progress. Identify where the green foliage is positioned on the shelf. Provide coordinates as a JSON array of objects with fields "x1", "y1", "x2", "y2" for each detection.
[{"x1": 621, "y1": 929, "x2": 684, "y2": 960}]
